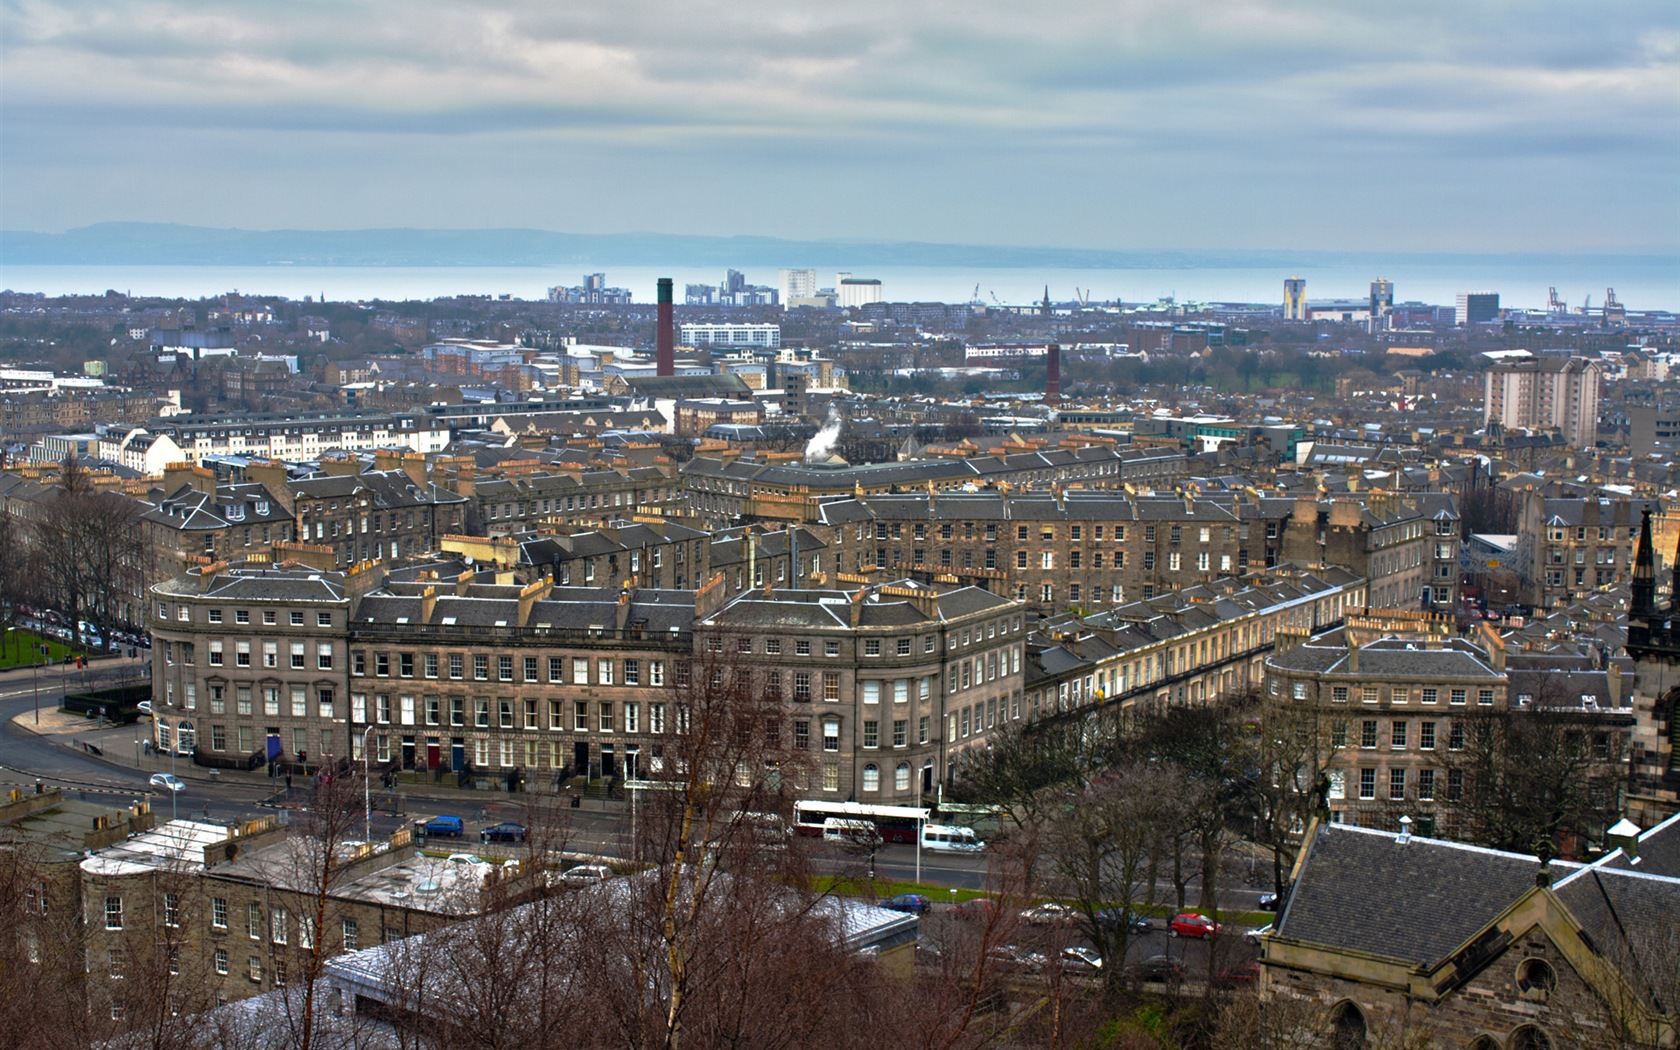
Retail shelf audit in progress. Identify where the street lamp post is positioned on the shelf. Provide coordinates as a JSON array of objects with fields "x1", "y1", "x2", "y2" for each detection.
[{"x1": 361, "y1": 725, "x2": 376, "y2": 845}]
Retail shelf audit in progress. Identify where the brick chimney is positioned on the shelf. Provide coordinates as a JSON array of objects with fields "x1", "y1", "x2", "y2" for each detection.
[{"x1": 656, "y1": 278, "x2": 675, "y2": 377}]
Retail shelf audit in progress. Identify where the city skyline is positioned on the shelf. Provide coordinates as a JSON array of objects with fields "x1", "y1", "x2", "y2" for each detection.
[{"x1": 2, "y1": 1, "x2": 1676, "y2": 255}]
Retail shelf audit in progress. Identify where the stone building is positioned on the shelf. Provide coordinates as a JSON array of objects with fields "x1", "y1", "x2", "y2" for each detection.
[
  {"x1": 1626, "y1": 509, "x2": 1680, "y2": 827},
  {"x1": 698, "y1": 580, "x2": 1023, "y2": 804},
  {"x1": 149, "y1": 560, "x2": 1027, "y2": 803},
  {"x1": 289, "y1": 458, "x2": 469, "y2": 569},
  {"x1": 454, "y1": 463, "x2": 682, "y2": 536},
  {"x1": 1023, "y1": 566, "x2": 1366, "y2": 730},
  {"x1": 1512, "y1": 493, "x2": 1637, "y2": 611},
  {"x1": 807, "y1": 489, "x2": 1455, "y2": 617},
  {"x1": 1263, "y1": 816, "x2": 1679, "y2": 1049}
]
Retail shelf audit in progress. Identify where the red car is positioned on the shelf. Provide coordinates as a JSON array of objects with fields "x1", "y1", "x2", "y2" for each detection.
[
  {"x1": 1168, "y1": 912, "x2": 1223, "y2": 939},
  {"x1": 949, "y1": 898, "x2": 997, "y2": 921}
]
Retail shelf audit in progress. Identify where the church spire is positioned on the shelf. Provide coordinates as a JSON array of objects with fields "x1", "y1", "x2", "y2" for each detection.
[{"x1": 1632, "y1": 505, "x2": 1656, "y2": 617}]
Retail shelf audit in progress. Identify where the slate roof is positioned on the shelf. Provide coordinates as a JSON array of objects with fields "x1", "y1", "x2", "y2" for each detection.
[{"x1": 1278, "y1": 823, "x2": 1559, "y2": 967}]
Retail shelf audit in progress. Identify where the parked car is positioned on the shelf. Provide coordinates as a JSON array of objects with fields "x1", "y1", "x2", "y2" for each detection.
[
  {"x1": 1257, "y1": 892, "x2": 1280, "y2": 911},
  {"x1": 879, "y1": 893, "x2": 932, "y2": 915},
  {"x1": 1129, "y1": 954, "x2": 1185, "y2": 982},
  {"x1": 421, "y1": 815, "x2": 465, "y2": 838},
  {"x1": 560, "y1": 863, "x2": 612, "y2": 885},
  {"x1": 136, "y1": 700, "x2": 153, "y2": 716},
  {"x1": 1096, "y1": 907, "x2": 1153, "y2": 934},
  {"x1": 1168, "y1": 912, "x2": 1223, "y2": 939},
  {"x1": 1020, "y1": 901, "x2": 1076, "y2": 926},
  {"x1": 1245, "y1": 923, "x2": 1274, "y2": 945},
  {"x1": 1060, "y1": 946, "x2": 1103, "y2": 972},
  {"x1": 1215, "y1": 960, "x2": 1261, "y2": 987},
  {"x1": 445, "y1": 853, "x2": 490, "y2": 868},
  {"x1": 148, "y1": 772, "x2": 185, "y2": 793},
  {"x1": 949, "y1": 897, "x2": 997, "y2": 921},
  {"x1": 986, "y1": 944, "x2": 1046, "y2": 973},
  {"x1": 480, "y1": 822, "x2": 527, "y2": 844}
]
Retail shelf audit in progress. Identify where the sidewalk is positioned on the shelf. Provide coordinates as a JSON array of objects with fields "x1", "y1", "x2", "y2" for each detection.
[{"x1": 7, "y1": 703, "x2": 628, "y2": 815}]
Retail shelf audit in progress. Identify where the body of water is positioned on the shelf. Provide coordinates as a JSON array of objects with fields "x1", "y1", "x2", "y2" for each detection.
[{"x1": 3, "y1": 260, "x2": 1676, "y2": 313}]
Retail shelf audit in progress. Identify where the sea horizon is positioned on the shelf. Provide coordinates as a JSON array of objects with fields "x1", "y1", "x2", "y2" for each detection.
[{"x1": 2, "y1": 259, "x2": 1676, "y2": 314}]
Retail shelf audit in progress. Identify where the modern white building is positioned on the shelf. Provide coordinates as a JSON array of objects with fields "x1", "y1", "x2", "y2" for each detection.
[
  {"x1": 679, "y1": 323, "x2": 782, "y2": 349},
  {"x1": 779, "y1": 268, "x2": 817, "y2": 305}
]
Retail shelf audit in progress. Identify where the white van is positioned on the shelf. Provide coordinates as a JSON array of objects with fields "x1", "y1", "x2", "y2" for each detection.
[
  {"x1": 822, "y1": 818, "x2": 883, "y2": 846},
  {"x1": 921, "y1": 824, "x2": 984, "y2": 853}
]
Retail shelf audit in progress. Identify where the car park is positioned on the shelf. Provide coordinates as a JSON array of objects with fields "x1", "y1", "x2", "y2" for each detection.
[
  {"x1": 1168, "y1": 912, "x2": 1223, "y2": 938},
  {"x1": 879, "y1": 893, "x2": 931, "y2": 915},
  {"x1": 149, "y1": 773, "x2": 185, "y2": 793},
  {"x1": 480, "y1": 822, "x2": 528, "y2": 844}
]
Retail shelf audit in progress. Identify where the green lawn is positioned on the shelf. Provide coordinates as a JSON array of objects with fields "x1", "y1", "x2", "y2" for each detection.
[{"x1": 0, "y1": 628, "x2": 78, "y2": 670}]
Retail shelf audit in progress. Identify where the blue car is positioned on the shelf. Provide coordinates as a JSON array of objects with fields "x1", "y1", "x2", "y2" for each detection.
[{"x1": 879, "y1": 893, "x2": 932, "y2": 914}]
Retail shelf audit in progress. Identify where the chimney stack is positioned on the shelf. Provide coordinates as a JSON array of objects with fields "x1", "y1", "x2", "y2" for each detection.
[
  {"x1": 656, "y1": 278, "x2": 675, "y2": 377},
  {"x1": 1044, "y1": 343, "x2": 1061, "y2": 405}
]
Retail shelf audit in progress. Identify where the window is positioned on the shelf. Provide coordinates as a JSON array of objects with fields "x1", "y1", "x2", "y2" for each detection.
[
  {"x1": 1449, "y1": 723, "x2": 1464, "y2": 750},
  {"x1": 822, "y1": 718, "x2": 840, "y2": 751},
  {"x1": 1389, "y1": 769, "x2": 1406, "y2": 800},
  {"x1": 498, "y1": 655, "x2": 513, "y2": 682},
  {"x1": 822, "y1": 672, "x2": 840, "y2": 701},
  {"x1": 272, "y1": 907, "x2": 288, "y2": 944},
  {"x1": 624, "y1": 660, "x2": 639, "y2": 685},
  {"x1": 893, "y1": 719, "x2": 907, "y2": 747},
  {"x1": 862, "y1": 763, "x2": 880, "y2": 791},
  {"x1": 475, "y1": 654, "x2": 490, "y2": 681},
  {"x1": 449, "y1": 653, "x2": 464, "y2": 679},
  {"x1": 824, "y1": 641, "x2": 840, "y2": 658},
  {"x1": 1331, "y1": 686, "x2": 1348, "y2": 704},
  {"x1": 342, "y1": 920, "x2": 359, "y2": 952},
  {"x1": 318, "y1": 643, "x2": 334, "y2": 670},
  {"x1": 1450, "y1": 689, "x2": 1466, "y2": 706},
  {"x1": 1362, "y1": 686, "x2": 1379, "y2": 704},
  {"x1": 1419, "y1": 721, "x2": 1436, "y2": 750},
  {"x1": 863, "y1": 720, "x2": 879, "y2": 748},
  {"x1": 1421, "y1": 688, "x2": 1438, "y2": 705},
  {"x1": 1478, "y1": 688, "x2": 1494, "y2": 706},
  {"x1": 523, "y1": 656, "x2": 538, "y2": 683},
  {"x1": 598, "y1": 659, "x2": 614, "y2": 685},
  {"x1": 1391, "y1": 720, "x2": 1408, "y2": 748},
  {"x1": 104, "y1": 896, "x2": 123, "y2": 929},
  {"x1": 864, "y1": 639, "x2": 880, "y2": 657},
  {"x1": 214, "y1": 949, "x2": 229, "y2": 976},
  {"x1": 765, "y1": 638, "x2": 782, "y2": 656},
  {"x1": 1358, "y1": 769, "x2": 1376, "y2": 799},
  {"x1": 212, "y1": 898, "x2": 228, "y2": 929},
  {"x1": 897, "y1": 638, "x2": 911, "y2": 656},
  {"x1": 1447, "y1": 769, "x2": 1464, "y2": 800},
  {"x1": 164, "y1": 892, "x2": 181, "y2": 927},
  {"x1": 1418, "y1": 769, "x2": 1435, "y2": 800},
  {"x1": 795, "y1": 640, "x2": 810, "y2": 656},
  {"x1": 248, "y1": 903, "x2": 262, "y2": 940}
]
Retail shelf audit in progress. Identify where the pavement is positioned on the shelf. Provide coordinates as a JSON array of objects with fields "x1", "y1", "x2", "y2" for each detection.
[{"x1": 1, "y1": 660, "x2": 631, "y2": 815}]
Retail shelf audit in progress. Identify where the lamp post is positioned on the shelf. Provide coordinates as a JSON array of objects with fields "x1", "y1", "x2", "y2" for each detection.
[{"x1": 361, "y1": 725, "x2": 376, "y2": 845}]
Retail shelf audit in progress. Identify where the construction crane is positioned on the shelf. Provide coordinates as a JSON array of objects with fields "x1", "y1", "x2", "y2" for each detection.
[
  {"x1": 1075, "y1": 288, "x2": 1090, "y2": 308},
  {"x1": 970, "y1": 283, "x2": 982, "y2": 305},
  {"x1": 990, "y1": 291, "x2": 1002, "y2": 306},
  {"x1": 1548, "y1": 287, "x2": 1566, "y2": 315}
]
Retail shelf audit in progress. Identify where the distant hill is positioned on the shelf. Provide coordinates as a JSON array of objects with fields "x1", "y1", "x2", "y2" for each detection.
[{"x1": 0, "y1": 222, "x2": 1663, "y2": 271}]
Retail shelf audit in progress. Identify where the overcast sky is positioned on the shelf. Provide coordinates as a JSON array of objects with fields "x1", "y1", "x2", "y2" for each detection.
[{"x1": 3, "y1": 0, "x2": 1676, "y2": 254}]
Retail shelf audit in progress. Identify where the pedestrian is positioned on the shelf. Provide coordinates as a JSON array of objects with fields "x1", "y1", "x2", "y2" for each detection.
[{"x1": 285, "y1": 773, "x2": 293, "y2": 790}]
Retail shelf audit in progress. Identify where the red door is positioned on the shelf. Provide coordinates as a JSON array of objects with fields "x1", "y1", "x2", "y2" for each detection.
[{"x1": 426, "y1": 740, "x2": 441, "y2": 770}]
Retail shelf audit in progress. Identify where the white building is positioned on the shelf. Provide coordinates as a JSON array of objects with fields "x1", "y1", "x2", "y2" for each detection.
[
  {"x1": 779, "y1": 268, "x2": 817, "y2": 305},
  {"x1": 678, "y1": 323, "x2": 782, "y2": 349},
  {"x1": 837, "y1": 275, "x2": 884, "y2": 309}
]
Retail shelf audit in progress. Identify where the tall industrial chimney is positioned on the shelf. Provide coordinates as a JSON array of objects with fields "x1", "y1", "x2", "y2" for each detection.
[
  {"x1": 1044, "y1": 343, "x2": 1061, "y2": 405},
  {"x1": 656, "y1": 277, "x2": 675, "y2": 377}
]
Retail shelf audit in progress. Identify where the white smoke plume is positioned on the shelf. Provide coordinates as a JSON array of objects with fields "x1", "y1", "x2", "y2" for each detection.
[{"x1": 804, "y1": 405, "x2": 843, "y2": 461}]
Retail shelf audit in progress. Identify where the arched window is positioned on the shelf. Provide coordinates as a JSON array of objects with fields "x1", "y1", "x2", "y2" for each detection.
[
  {"x1": 1508, "y1": 1026, "x2": 1553, "y2": 1050},
  {"x1": 895, "y1": 762, "x2": 912, "y2": 792},
  {"x1": 1465, "y1": 1037, "x2": 1497, "y2": 1050},
  {"x1": 175, "y1": 720, "x2": 195, "y2": 755},
  {"x1": 862, "y1": 764, "x2": 880, "y2": 792},
  {"x1": 155, "y1": 719, "x2": 172, "y2": 752},
  {"x1": 1516, "y1": 958, "x2": 1556, "y2": 1001},
  {"x1": 1329, "y1": 1001, "x2": 1367, "y2": 1050}
]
